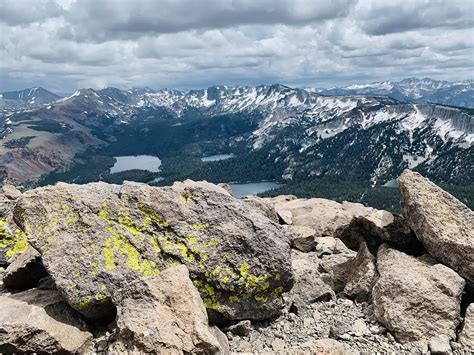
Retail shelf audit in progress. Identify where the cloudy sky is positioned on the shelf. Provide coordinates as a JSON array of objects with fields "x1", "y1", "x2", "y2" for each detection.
[{"x1": 1, "y1": 0, "x2": 473, "y2": 92}]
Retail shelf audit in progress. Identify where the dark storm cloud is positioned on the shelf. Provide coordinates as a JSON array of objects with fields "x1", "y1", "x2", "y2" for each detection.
[
  {"x1": 0, "y1": 0, "x2": 473, "y2": 92},
  {"x1": 0, "y1": 0, "x2": 64, "y2": 26},
  {"x1": 62, "y1": 0, "x2": 357, "y2": 42},
  {"x1": 359, "y1": 0, "x2": 474, "y2": 35}
]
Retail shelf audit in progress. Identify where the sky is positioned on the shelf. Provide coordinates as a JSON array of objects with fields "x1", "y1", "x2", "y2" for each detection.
[{"x1": 1, "y1": 0, "x2": 473, "y2": 92}]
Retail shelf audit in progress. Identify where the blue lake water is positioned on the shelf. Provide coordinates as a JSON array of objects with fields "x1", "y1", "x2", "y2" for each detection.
[
  {"x1": 383, "y1": 179, "x2": 398, "y2": 188},
  {"x1": 229, "y1": 181, "x2": 281, "y2": 198},
  {"x1": 201, "y1": 154, "x2": 235, "y2": 162},
  {"x1": 110, "y1": 155, "x2": 162, "y2": 174}
]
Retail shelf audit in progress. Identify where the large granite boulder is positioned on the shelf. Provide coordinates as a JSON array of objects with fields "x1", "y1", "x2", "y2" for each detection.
[
  {"x1": 0, "y1": 289, "x2": 92, "y2": 353},
  {"x1": 114, "y1": 265, "x2": 222, "y2": 353},
  {"x1": 373, "y1": 244, "x2": 465, "y2": 343},
  {"x1": 14, "y1": 180, "x2": 293, "y2": 321},
  {"x1": 398, "y1": 170, "x2": 474, "y2": 284}
]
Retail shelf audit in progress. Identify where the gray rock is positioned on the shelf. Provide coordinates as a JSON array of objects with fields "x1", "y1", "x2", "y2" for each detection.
[
  {"x1": 1, "y1": 185, "x2": 22, "y2": 201},
  {"x1": 373, "y1": 244, "x2": 465, "y2": 343},
  {"x1": 211, "y1": 326, "x2": 230, "y2": 355},
  {"x1": 266, "y1": 197, "x2": 373, "y2": 238},
  {"x1": 287, "y1": 339, "x2": 346, "y2": 354},
  {"x1": 3, "y1": 246, "x2": 47, "y2": 289},
  {"x1": 244, "y1": 196, "x2": 280, "y2": 223},
  {"x1": 398, "y1": 170, "x2": 474, "y2": 284},
  {"x1": 429, "y1": 334, "x2": 451, "y2": 354},
  {"x1": 114, "y1": 264, "x2": 222, "y2": 354},
  {"x1": 14, "y1": 180, "x2": 293, "y2": 321},
  {"x1": 315, "y1": 236, "x2": 351, "y2": 256},
  {"x1": 37, "y1": 275, "x2": 57, "y2": 290},
  {"x1": 459, "y1": 303, "x2": 474, "y2": 350},
  {"x1": 289, "y1": 251, "x2": 335, "y2": 310},
  {"x1": 0, "y1": 289, "x2": 92, "y2": 353},
  {"x1": 319, "y1": 251, "x2": 357, "y2": 292},
  {"x1": 352, "y1": 319, "x2": 368, "y2": 337},
  {"x1": 343, "y1": 242, "x2": 378, "y2": 302},
  {"x1": 337, "y1": 210, "x2": 422, "y2": 254},
  {"x1": 285, "y1": 225, "x2": 316, "y2": 252},
  {"x1": 225, "y1": 320, "x2": 252, "y2": 337},
  {"x1": 329, "y1": 320, "x2": 352, "y2": 339}
]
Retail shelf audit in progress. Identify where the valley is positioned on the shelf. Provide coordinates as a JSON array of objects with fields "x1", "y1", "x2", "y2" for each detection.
[{"x1": 0, "y1": 80, "x2": 472, "y2": 212}]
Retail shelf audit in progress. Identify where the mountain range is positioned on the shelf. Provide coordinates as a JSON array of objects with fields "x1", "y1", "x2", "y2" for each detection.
[{"x1": 0, "y1": 79, "x2": 472, "y2": 209}]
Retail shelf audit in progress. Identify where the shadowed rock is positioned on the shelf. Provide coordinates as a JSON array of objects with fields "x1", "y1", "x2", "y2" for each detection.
[{"x1": 0, "y1": 289, "x2": 92, "y2": 353}]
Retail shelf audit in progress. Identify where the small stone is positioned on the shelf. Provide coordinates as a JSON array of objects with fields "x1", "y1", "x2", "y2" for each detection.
[
  {"x1": 271, "y1": 338, "x2": 286, "y2": 351},
  {"x1": 226, "y1": 320, "x2": 252, "y2": 337},
  {"x1": 429, "y1": 334, "x2": 451, "y2": 354},
  {"x1": 352, "y1": 319, "x2": 367, "y2": 337},
  {"x1": 313, "y1": 310, "x2": 322, "y2": 321}
]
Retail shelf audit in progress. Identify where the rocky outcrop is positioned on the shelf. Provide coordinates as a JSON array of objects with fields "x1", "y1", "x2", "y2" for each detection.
[
  {"x1": 3, "y1": 246, "x2": 47, "y2": 289},
  {"x1": 114, "y1": 265, "x2": 223, "y2": 353},
  {"x1": 337, "y1": 209, "x2": 421, "y2": 253},
  {"x1": 0, "y1": 289, "x2": 92, "y2": 353},
  {"x1": 14, "y1": 180, "x2": 293, "y2": 321},
  {"x1": 459, "y1": 304, "x2": 474, "y2": 350},
  {"x1": 373, "y1": 244, "x2": 465, "y2": 343},
  {"x1": 398, "y1": 170, "x2": 474, "y2": 284},
  {"x1": 343, "y1": 242, "x2": 378, "y2": 302}
]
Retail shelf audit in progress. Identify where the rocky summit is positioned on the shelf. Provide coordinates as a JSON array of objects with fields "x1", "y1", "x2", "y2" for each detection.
[{"x1": 0, "y1": 170, "x2": 473, "y2": 354}]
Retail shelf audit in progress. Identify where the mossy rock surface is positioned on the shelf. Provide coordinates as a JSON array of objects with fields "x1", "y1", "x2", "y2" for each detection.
[{"x1": 14, "y1": 180, "x2": 293, "y2": 321}]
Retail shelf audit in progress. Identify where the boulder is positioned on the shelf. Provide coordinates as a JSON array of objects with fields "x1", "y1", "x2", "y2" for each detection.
[
  {"x1": 318, "y1": 250, "x2": 357, "y2": 292},
  {"x1": 373, "y1": 244, "x2": 465, "y2": 343},
  {"x1": 398, "y1": 170, "x2": 474, "y2": 284},
  {"x1": 289, "y1": 251, "x2": 335, "y2": 310},
  {"x1": 243, "y1": 196, "x2": 280, "y2": 223},
  {"x1": 0, "y1": 289, "x2": 92, "y2": 353},
  {"x1": 459, "y1": 303, "x2": 474, "y2": 350},
  {"x1": 114, "y1": 265, "x2": 222, "y2": 353},
  {"x1": 265, "y1": 197, "x2": 373, "y2": 237},
  {"x1": 315, "y1": 236, "x2": 351, "y2": 257},
  {"x1": 3, "y1": 246, "x2": 48, "y2": 289},
  {"x1": 337, "y1": 210, "x2": 422, "y2": 254},
  {"x1": 284, "y1": 225, "x2": 316, "y2": 252},
  {"x1": 14, "y1": 180, "x2": 293, "y2": 321},
  {"x1": 343, "y1": 242, "x2": 378, "y2": 302}
]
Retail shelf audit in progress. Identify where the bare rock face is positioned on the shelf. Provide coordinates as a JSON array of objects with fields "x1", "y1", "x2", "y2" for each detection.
[
  {"x1": 289, "y1": 251, "x2": 335, "y2": 310},
  {"x1": 343, "y1": 242, "x2": 378, "y2": 302},
  {"x1": 14, "y1": 180, "x2": 293, "y2": 321},
  {"x1": 398, "y1": 170, "x2": 474, "y2": 284},
  {"x1": 3, "y1": 245, "x2": 48, "y2": 289},
  {"x1": 373, "y1": 244, "x2": 465, "y2": 343},
  {"x1": 459, "y1": 304, "x2": 474, "y2": 350},
  {"x1": 0, "y1": 289, "x2": 92, "y2": 353},
  {"x1": 114, "y1": 265, "x2": 222, "y2": 353}
]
